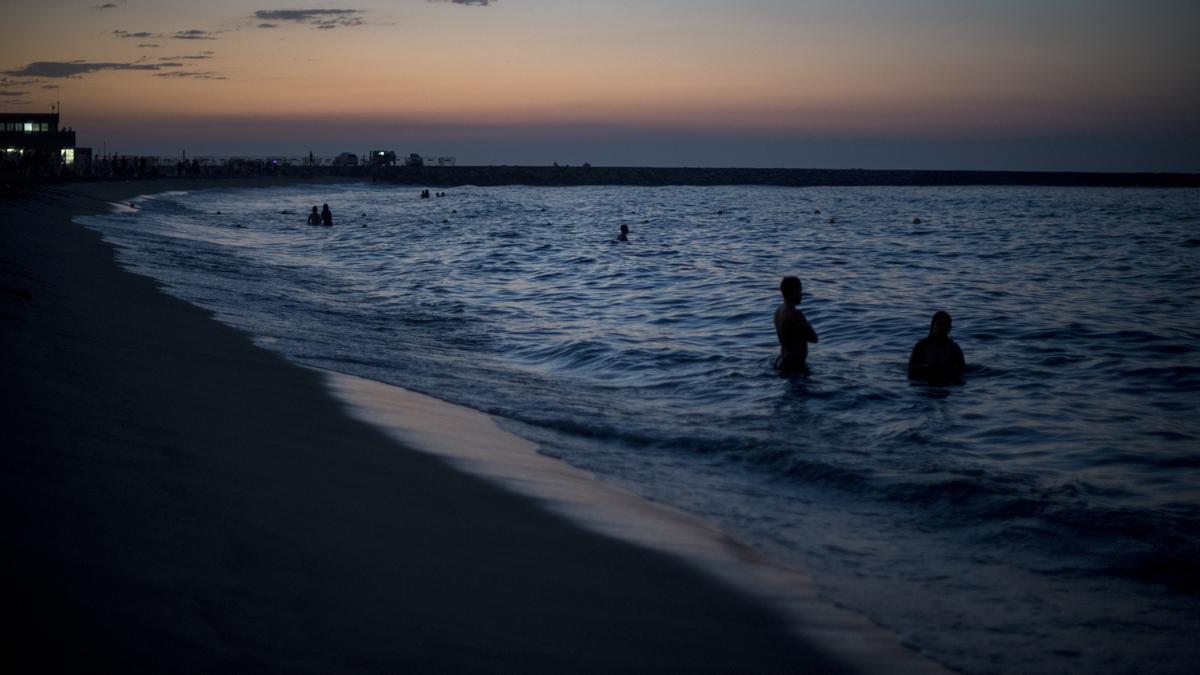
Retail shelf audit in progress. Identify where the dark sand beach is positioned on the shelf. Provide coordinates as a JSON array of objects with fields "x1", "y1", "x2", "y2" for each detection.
[{"x1": 0, "y1": 180, "x2": 904, "y2": 673}]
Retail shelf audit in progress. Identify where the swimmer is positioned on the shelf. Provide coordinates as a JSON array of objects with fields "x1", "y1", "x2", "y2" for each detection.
[
  {"x1": 908, "y1": 311, "x2": 966, "y2": 383},
  {"x1": 307, "y1": 206, "x2": 321, "y2": 225},
  {"x1": 321, "y1": 204, "x2": 333, "y2": 226},
  {"x1": 773, "y1": 276, "x2": 818, "y2": 373},
  {"x1": 616, "y1": 224, "x2": 630, "y2": 242}
]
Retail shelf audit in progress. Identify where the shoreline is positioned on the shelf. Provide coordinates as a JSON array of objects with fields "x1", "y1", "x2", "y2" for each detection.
[
  {"x1": 323, "y1": 369, "x2": 950, "y2": 674},
  {"x1": 1, "y1": 179, "x2": 945, "y2": 672}
]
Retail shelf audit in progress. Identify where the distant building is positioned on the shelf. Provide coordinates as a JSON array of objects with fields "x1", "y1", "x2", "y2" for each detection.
[
  {"x1": 332, "y1": 152, "x2": 358, "y2": 167},
  {"x1": 369, "y1": 150, "x2": 396, "y2": 167},
  {"x1": 0, "y1": 112, "x2": 82, "y2": 167}
]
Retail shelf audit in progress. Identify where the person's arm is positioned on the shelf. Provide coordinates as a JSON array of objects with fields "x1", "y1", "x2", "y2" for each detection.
[{"x1": 799, "y1": 311, "x2": 818, "y2": 343}]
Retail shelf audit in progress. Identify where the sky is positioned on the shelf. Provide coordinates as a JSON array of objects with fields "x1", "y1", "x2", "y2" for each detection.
[{"x1": 2, "y1": 0, "x2": 1198, "y2": 171}]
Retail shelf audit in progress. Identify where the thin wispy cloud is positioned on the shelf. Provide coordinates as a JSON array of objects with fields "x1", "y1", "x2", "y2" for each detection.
[
  {"x1": 0, "y1": 77, "x2": 39, "y2": 88},
  {"x1": 0, "y1": 91, "x2": 26, "y2": 97},
  {"x1": 429, "y1": 0, "x2": 495, "y2": 6},
  {"x1": 42, "y1": 84, "x2": 60, "y2": 90},
  {"x1": 159, "y1": 54, "x2": 214, "y2": 61},
  {"x1": 112, "y1": 30, "x2": 161, "y2": 39},
  {"x1": 173, "y1": 29, "x2": 219, "y2": 40},
  {"x1": 154, "y1": 71, "x2": 227, "y2": 80},
  {"x1": 136, "y1": 43, "x2": 160, "y2": 48},
  {"x1": 3, "y1": 61, "x2": 183, "y2": 78},
  {"x1": 92, "y1": 3, "x2": 120, "y2": 9},
  {"x1": 253, "y1": 9, "x2": 365, "y2": 29}
]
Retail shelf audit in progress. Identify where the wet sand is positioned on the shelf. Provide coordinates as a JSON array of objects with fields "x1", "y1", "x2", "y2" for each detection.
[{"x1": 2, "y1": 180, "x2": 941, "y2": 673}]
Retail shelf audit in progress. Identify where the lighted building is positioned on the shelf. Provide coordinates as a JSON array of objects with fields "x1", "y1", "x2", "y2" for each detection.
[{"x1": 0, "y1": 113, "x2": 80, "y2": 167}]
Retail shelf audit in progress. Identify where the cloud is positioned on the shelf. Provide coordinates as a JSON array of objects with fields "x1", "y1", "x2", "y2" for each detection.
[
  {"x1": 3, "y1": 61, "x2": 181, "y2": 78},
  {"x1": 429, "y1": 0, "x2": 494, "y2": 6},
  {"x1": 0, "y1": 77, "x2": 38, "y2": 88},
  {"x1": 253, "y1": 9, "x2": 365, "y2": 29},
  {"x1": 93, "y1": 3, "x2": 119, "y2": 9},
  {"x1": 159, "y1": 54, "x2": 214, "y2": 60},
  {"x1": 153, "y1": 71, "x2": 227, "y2": 80},
  {"x1": 112, "y1": 30, "x2": 160, "y2": 38},
  {"x1": 42, "y1": 84, "x2": 60, "y2": 90},
  {"x1": 136, "y1": 43, "x2": 160, "y2": 48},
  {"x1": 173, "y1": 29, "x2": 218, "y2": 40},
  {"x1": 0, "y1": 91, "x2": 26, "y2": 97}
]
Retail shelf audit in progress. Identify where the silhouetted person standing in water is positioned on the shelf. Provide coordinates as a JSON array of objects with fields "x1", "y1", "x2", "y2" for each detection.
[
  {"x1": 307, "y1": 206, "x2": 321, "y2": 225},
  {"x1": 617, "y1": 224, "x2": 629, "y2": 242},
  {"x1": 908, "y1": 311, "x2": 966, "y2": 383},
  {"x1": 321, "y1": 204, "x2": 333, "y2": 227},
  {"x1": 774, "y1": 276, "x2": 818, "y2": 373}
]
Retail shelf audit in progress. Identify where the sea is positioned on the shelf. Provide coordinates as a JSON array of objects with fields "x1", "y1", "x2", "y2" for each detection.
[{"x1": 82, "y1": 182, "x2": 1200, "y2": 674}]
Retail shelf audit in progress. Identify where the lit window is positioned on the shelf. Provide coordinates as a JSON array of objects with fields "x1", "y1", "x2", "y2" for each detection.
[
  {"x1": 24, "y1": 122, "x2": 34, "y2": 132},
  {"x1": 61, "y1": 148, "x2": 75, "y2": 165},
  {"x1": 41, "y1": 123, "x2": 49, "y2": 132}
]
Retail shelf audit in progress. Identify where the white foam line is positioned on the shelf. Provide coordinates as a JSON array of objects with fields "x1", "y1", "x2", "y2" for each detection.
[{"x1": 319, "y1": 367, "x2": 951, "y2": 674}]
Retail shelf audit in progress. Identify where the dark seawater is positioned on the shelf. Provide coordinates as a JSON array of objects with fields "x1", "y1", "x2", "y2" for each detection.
[{"x1": 83, "y1": 184, "x2": 1200, "y2": 674}]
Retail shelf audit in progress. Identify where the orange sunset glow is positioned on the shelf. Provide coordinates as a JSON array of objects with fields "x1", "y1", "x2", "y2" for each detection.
[{"x1": 3, "y1": 1, "x2": 1199, "y2": 169}]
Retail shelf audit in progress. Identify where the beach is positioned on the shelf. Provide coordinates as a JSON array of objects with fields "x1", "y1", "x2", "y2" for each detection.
[{"x1": 1, "y1": 180, "x2": 953, "y2": 673}]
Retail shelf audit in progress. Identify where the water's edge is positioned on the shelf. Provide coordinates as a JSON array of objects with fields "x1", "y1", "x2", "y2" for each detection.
[{"x1": 320, "y1": 366, "x2": 951, "y2": 674}]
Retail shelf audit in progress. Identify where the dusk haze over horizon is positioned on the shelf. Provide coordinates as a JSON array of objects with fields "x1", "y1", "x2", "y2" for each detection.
[{"x1": 3, "y1": 0, "x2": 1199, "y2": 171}]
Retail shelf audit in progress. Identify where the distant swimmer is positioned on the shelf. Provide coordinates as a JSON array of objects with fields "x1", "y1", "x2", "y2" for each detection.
[
  {"x1": 773, "y1": 276, "x2": 818, "y2": 373},
  {"x1": 307, "y1": 206, "x2": 321, "y2": 225},
  {"x1": 908, "y1": 311, "x2": 966, "y2": 383},
  {"x1": 321, "y1": 204, "x2": 333, "y2": 226},
  {"x1": 616, "y1": 224, "x2": 630, "y2": 242}
]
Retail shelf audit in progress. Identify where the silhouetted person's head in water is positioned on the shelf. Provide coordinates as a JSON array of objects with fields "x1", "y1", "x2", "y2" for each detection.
[
  {"x1": 307, "y1": 206, "x2": 321, "y2": 225},
  {"x1": 321, "y1": 204, "x2": 333, "y2": 226},
  {"x1": 617, "y1": 224, "x2": 629, "y2": 242},
  {"x1": 773, "y1": 276, "x2": 818, "y2": 373},
  {"x1": 908, "y1": 311, "x2": 966, "y2": 383}
]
